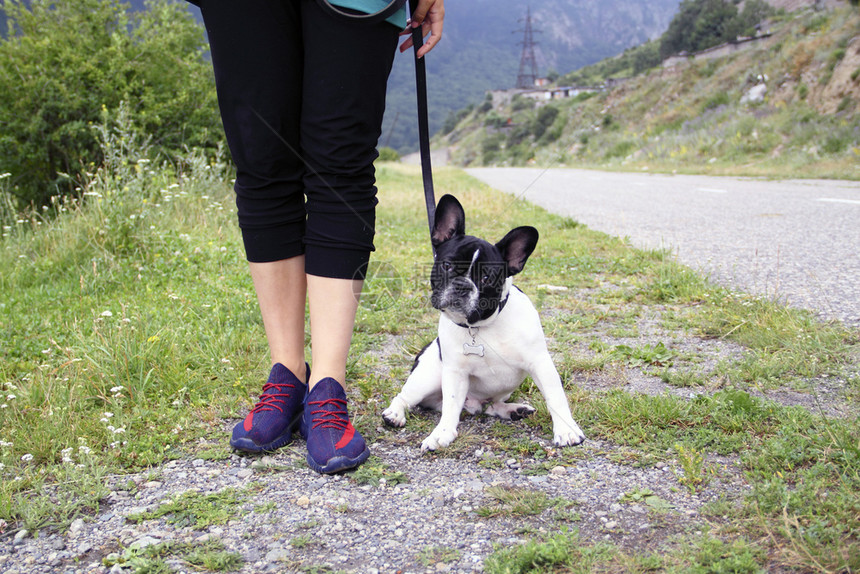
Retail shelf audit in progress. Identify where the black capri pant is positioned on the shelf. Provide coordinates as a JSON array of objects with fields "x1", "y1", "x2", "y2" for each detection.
[{"x1": 200, "y1": 0, "x2": 399, "y2": 279}]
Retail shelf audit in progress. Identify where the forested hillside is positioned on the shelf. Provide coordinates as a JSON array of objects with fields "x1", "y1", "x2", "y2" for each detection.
[{"x1": 438, "y1": 2, "x2": 860, "y2": 180}]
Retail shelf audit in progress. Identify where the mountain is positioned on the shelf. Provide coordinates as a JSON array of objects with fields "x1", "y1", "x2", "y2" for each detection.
[
  {"x1": 383, "y1": 0, "x2": 682, "y2": 153},
  {"x1": 435, "y1": 3, "x2": 860, "y2": 179}
]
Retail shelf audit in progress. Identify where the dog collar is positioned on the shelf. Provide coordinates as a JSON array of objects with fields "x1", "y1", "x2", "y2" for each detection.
[{"x1": 455, "y1": 293, "x2": 510, "y2": 330}]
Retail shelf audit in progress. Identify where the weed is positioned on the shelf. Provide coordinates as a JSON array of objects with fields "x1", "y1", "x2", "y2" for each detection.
[
  {"x1": 609, "y1": 342, "x2": 675, "y2": 368},
  {"x1": 484, "y1": 529, "x2": 626, "y2": 574},
  {"x1": 675, "y1": 443, "x2": 707, "y2": 492},
  {"x1": 104, "y1": 539, "x2": 243, "y2": 573},
  {"x1": 477, "y1": 486, "x2": 572, "y2": 519},
  {"x1": 350, "y1": 457, "x2": 409, "y2": 487},
  {"x1": 290, "y1": 534, "x2": 315, "y2": 548},
  {"x1": 253, "y1": 501, "x2": 277, "y2": 514},
  {"x1": 126, "y1": 487, "x2": 248, "y2": 530},
  {"x1": 618, "y1": 487, "x2": 673, "y2": 512},
  {"x1": 417, "y1": 545, "x2": 461, "y2": 566}
]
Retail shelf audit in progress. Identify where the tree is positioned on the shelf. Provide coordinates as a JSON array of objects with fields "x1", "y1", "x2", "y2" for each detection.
[
  {"x1": 0, "y1": 0, "x2": 220, "y2": 206},
  {"x1": 660, "y1": 0, "x2": 738, "y2": 59}
]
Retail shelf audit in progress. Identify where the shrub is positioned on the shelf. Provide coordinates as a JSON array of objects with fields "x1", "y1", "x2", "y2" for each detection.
[
  {"x1": 532, "y1": 106, "x2": 561, "y2": 140},
  {"x1": 376, "y1": 147, "x2": 400, "y2": 162},
  {"x1": 0, "y1": 0, "x2": 220, "y2": 207}
]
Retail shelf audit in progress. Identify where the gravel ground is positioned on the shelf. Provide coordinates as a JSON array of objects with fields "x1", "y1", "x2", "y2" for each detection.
[
  {"x1": 1, "y1": 300, "x2": 854, "y2": 574},
  {"x1": 0, "y1": 432, "x2": 747, "y2": 574}
]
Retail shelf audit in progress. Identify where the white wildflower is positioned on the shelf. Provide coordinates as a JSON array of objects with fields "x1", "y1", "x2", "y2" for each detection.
[
  {"x1": 21, "y1": 454, "x2": 33, "y2": 462},
  {"x1": 100, "y1": 310, "x2": 113, "y2": 317},
  {"x1": 110, "y1": 386, "x2": 124, "y2": 393}
]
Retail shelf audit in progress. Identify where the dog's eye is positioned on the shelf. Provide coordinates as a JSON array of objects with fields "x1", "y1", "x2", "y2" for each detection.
[
  {"x1": 481, "y1": 274, "x2": 491, "y2": 285},
  {"x1": 441, "y1": 261, "x2": 453, "y2": 271}
]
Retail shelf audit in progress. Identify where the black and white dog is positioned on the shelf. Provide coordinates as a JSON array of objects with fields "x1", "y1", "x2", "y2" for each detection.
[{"x1": 382, "y1": 195, "x2": 586, "y2": 451}]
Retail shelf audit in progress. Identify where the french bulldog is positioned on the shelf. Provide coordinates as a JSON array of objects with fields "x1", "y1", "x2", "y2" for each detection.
[{"x1": 382, "y1": 194, "x2": 586, "y2": 451}]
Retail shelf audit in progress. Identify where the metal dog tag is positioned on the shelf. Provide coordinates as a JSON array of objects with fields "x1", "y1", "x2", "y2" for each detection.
[{"x1": 463, "y1": 341, "x2": 484, "y2": 356}]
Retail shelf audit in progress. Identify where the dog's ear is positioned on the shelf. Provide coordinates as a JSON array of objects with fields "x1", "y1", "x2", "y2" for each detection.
[
  {"x1": 495, "y1": 226, "x2": 538, "y2": 276},
  {"x1": 431, "y1": 194, "x2": 466, "y2": 247}
]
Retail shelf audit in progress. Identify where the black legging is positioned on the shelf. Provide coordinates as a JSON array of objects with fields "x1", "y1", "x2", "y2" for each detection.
[{"x1": 200, "y1": 0, "x2": 399, "y2": 279}]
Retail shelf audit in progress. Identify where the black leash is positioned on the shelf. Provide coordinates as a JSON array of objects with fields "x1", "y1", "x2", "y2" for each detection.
[
  {"x1": 407, "y1": 0, "x2": 436, "y2": 239},
  {"x1": 315, "y1": 0, "x2": 436, "y2": 243}
]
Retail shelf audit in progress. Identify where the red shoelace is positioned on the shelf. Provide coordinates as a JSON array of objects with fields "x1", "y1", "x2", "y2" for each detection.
[
  {"x1": 249, "y1": 382, "x2": 295, "y2": 414},
  {"x1": 308, "y1": 397, "x2": 349, "y2": 431}
]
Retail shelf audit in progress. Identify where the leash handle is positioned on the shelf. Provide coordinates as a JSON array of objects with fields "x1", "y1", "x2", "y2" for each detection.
[{"x1": 409, "y1": 0, "x2": 436, "y2": 240}]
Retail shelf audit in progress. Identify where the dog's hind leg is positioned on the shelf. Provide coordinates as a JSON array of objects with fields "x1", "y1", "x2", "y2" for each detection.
[
  {"x1": 485, "y1": 400, "x2": 536, "y2": 421},
  {"x1": 382, "y1": 339, "x2": 443, "y2": 427}
]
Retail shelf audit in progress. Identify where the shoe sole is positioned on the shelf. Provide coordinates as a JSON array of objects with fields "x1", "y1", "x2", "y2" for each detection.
[
  {"x1": 230, "y1": 413, "x2": 303, "y2": 453},
  {"x1": 306, "y1": 446, "x2": 370, "y2": 474}
]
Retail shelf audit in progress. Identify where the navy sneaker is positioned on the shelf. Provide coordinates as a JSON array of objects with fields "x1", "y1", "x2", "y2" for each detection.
[
  {"x1": 230, "y1": 363, "x2": 308, "y2": 453},
  {"x1": 302, "y1": 378, "x2": 370, "y2": 474}
]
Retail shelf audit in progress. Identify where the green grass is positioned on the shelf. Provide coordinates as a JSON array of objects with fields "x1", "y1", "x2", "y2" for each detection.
[
  {"x1": 126, "y1": 485, "x2": 254, "y2": 530},
  {"x1": 104, "y1": 538, "x2": 243, "y2": 573},
  {"x1": 0, "y1": 126, "x2": 858, "y2": 571}
]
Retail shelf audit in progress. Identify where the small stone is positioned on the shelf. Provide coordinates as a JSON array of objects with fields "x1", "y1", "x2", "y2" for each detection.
[
  {"x1": 639, "y1": 523, "x2": 651, "y2": 531},
  {"x1": 244, "y1": 549, "x2": 261, "y2": 562},
  {"x1": 143, "y1": 481, "x2": 162, "y2": 489},
  {"x1": 265, "y1": 548, "x2": 290, "y2": 562},
  {"x1": 51, "y1": 537, "x2": 66, "y2": 551},
  {"x1": 69, "y1": 518, "x2": 85, "y2": 535},
  {"x1": 605, "y1": 521, "x2": 618, "y2": 530},
  {"x1": 129, "y1": 536, "x2": 160, "y2": 551},
  {"x1": 550, "y1": 466, "x2": 566, "y2": 475},
  {"x1": 296, "y1": 495, "x2": 311, "y2": 507},
  {"x1": 609, "y1": 503, "x2": 622, "y2": 513},
  {"x1": 191, "y1": 459, "x2": 205, "y2": 467},
  {"x1": 594, "y1": 511, "x2": 607, "y2": 518},
  {"x1": 13, "y1": 529, "x2": 28, "y2": 544},
  {"x1": 236, "y1": 469, "x2": 253, "y2": 479},
  {"x1": 77, "y1": 542, "x2": 93, "y2": 555}
]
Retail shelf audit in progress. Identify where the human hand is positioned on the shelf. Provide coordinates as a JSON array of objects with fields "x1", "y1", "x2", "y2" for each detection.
[{"x1": 399, "y1": 0, "x2": 444, "y2": 58}]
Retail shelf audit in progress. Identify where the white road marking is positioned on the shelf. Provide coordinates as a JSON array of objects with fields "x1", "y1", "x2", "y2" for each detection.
[
  {"x1": 696, "y1": 187, "x2": 727, "y2": 193},
  {"x1": 817, "y1": 197, "x2": 860, "y2": 205}
]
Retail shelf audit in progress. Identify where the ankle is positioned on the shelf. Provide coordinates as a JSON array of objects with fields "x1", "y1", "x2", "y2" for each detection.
[
  {"x1": 272, "y1": 359, "x2": 308, "y2": 383},
  {"x1": 308, "y1": 371, "x2": 346, "y2": 390}
]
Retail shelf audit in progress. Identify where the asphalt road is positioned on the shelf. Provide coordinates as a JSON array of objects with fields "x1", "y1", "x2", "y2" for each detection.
[{"x1": 466, "y1": 167, "x2": 860, "y2": 329}]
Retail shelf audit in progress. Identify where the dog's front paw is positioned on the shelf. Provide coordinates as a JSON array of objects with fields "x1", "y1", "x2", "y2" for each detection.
[
  {"x1": 382, "y1": 396, "x2": 408, "y2": 428},
  {"x1": 421, "y1": 428, "x2": 457, "y2": 451},
  {"x1": 553, "y1": 421, "x2": 586, "y2": 447}
]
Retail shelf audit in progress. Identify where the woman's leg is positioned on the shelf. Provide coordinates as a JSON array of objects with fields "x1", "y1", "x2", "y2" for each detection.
[
  {"x1": 201, "y1": 0, "x2": 309, "y2": 452},
  {"x1": 249, "y1": 257, "x2": 307, "y2": 380},
  {"x1": 298, "y1": 0, "x2": 399, "y2": 472}
]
